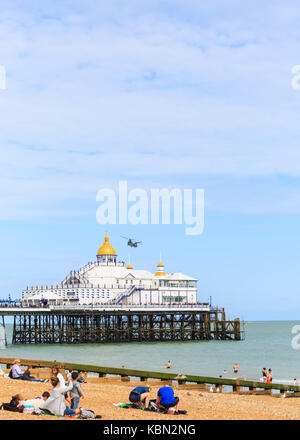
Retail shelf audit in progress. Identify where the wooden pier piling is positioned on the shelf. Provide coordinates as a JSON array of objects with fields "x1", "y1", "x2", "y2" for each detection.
[{"x1": 0, "y1": 307, "x2": 243, "y2": 345}]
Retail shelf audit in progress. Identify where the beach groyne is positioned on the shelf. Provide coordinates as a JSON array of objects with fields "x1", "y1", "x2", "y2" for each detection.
[{"x1": 0, "y1": 356, "x2": 299, "y2": 395}]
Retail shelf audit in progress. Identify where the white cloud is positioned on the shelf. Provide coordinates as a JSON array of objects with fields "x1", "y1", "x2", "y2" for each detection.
[{"x1": 1, "y1": 0, "x2": 300, "y2": 219}]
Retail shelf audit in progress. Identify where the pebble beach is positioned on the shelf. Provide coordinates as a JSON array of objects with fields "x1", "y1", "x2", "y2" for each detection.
[{"x1": 1, "y1": 376, "x2": 300, "y2": 421}]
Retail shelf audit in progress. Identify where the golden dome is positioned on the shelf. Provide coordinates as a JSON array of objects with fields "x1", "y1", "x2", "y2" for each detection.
[
  {"x1": 155, "y1": 260, "x2": 166, "y2": 276},
  {"x1": 97, "y1": 233, "x2": 116, "y2": 256},
  {"x1": 127, "y1": 264, "x2": 133, "y2": 269}
]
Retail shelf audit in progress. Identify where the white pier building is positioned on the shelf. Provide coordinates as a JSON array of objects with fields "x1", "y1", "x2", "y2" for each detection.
[{"x1": 22, "y1": 234, "x2": 198, "y2": 306}]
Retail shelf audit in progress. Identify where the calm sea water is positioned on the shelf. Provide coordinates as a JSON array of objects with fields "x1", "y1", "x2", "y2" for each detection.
[{"x1": 1, "y1": 321, "x2": 299, "y2": 384}]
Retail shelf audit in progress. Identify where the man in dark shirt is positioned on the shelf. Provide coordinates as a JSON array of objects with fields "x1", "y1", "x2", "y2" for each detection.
[
  {"x1": 23, "y1": 365, "x2": 48, "y2": 383},
  {"x1": 129, "y1": 386, "x2": 150, "y2": 408}
]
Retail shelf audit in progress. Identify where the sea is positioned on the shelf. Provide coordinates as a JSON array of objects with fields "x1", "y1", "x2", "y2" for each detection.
[{"x1": 1, "y1": 321, "x2": 300, "y2": 385}]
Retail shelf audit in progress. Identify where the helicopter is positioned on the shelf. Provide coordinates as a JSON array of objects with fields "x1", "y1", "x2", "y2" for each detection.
[{"x1": 121, "y1": 236, "x2": 142, "y2": 248}]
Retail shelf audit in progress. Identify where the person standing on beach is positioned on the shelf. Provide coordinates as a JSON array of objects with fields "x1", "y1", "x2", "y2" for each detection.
[
  {"x1": 266, "y1": 369, "x2": 273, "y2": 383},
  {"x1": 70, "y1": 372, "x2": 84, "y2": 410},
  {"x1": 233, "y1": 363, "x2": 239, "y2": 374},
  {"x1": 262, "y1": 368, "x2": 267, "y2": 382}
]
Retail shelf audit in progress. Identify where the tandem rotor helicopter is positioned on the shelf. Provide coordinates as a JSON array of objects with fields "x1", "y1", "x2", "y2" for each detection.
[{"x1": 121, "y1": 236, "x2": 142, "y2": 248}]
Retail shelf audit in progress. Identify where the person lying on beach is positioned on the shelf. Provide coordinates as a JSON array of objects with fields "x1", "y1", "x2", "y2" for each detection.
[
  {"x1": 70, "y1": 372, "x2": 84, "y2": 410},
  {"x1": 9, "y1": 359, "x2": 24, "y2": 379},
  {"x1": 39, "y1": 376, "x2": 80, "y2": 417},
  {"x1": 16, "y1": 392, "x2": 51, "y2": 413},
  {"x1": 161, "y1": 361, "x2": 172, "y2": 369},
  {"x1": 155, "y1": 385, "x2": 180, "y2": 413},
  {"x1": 129, "y1": 386, "x2": 150, "y2": 409},
  {"x1": 23, "y1": 365, "x2": 49, "y2": 383},
  {"x1": 10, "y1": 394, "x2": 24, "y2": 409}
]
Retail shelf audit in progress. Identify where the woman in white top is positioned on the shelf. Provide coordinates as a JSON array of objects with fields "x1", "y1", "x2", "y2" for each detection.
[{"x1": 51, "y1": 366, "x2": 65, "y2": 388}]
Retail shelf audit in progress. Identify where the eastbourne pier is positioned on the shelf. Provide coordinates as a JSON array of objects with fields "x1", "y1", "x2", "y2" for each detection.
[
  {"x1": 0, "y1": 234, "x2": 244, "y2": 345},
  {"x1": 0, "y1": 304, "x2": 243, "y2": 345}
]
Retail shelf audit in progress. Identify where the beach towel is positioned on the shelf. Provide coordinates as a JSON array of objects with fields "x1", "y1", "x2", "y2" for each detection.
[{"x1": 113, "y1": 402, "x2": 187, "y2": 415}]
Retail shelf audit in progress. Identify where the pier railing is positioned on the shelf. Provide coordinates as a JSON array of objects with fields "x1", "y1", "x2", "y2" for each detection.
[{"x1": 0, "y1": 357, "x2": 298, "y2": 394}]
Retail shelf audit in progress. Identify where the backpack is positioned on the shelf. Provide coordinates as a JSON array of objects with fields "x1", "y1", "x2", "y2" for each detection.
[
  {"x1": 0, "y1": 403, "x2": 23, "y2": 413},
  {"x1": 79, "y1": 408, "x2": 95, "y2": 419}
]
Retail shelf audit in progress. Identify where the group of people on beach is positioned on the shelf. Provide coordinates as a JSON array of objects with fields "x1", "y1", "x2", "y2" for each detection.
[
  {"x1": 262, "y1": 368, "x2": 273, "y2": 383},
  {"x1": 5, "y1": 361, "x2": 91, "y2": 418},
  {"x1": 3, "y1": 359, "x2": 186, "y2": 418},
  {"x1": 128, "y1": 384, "x2": 181, "y2": 414},
  {"x1": 8, "y1": 359, "x2": 48, "y2": 383}
]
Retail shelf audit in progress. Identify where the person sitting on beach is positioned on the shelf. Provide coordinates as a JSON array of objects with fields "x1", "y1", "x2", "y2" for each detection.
[
  {"x1": 155, "y1": 385, "x2": 180, "y2": 413},
  {"x1": 70, "y1": 372, "x2": 84, "y2": 410},
  {"x1": 51, "y1": 365, "x2": 66, "y2": 387},
  {"x1": 66, "y1": 369, "x2": 73, "y2": 382},
  {"x1": 23, "y1": 365, "x2": 49, "y2": 383},
  {"x1": 129, "y1": 386, "x2": 150, "y2": 409},
  {"x1": 39, "y1": 376, "x2": 79, "y2": 417},
  {"x1": 77, "y1": 370, "x2": 87, "y2": 384},
  {"x1": 10, "y1": 359, "x2": 24, "y2": 379}
]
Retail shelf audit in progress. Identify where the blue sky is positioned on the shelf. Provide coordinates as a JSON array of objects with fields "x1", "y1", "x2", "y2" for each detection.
[{"x1": 0, "y1": 0, "x2": 300, "y2": 319}]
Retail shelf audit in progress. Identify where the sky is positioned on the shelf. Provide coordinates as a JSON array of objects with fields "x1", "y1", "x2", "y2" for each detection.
[{"x1": 0, "y1": 0, "x2": 300, "y2": 320}]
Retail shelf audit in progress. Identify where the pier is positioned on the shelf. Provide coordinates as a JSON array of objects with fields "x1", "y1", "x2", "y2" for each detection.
[{"x1": 0, "y1": 304, "x2": 243, "y2": 344}]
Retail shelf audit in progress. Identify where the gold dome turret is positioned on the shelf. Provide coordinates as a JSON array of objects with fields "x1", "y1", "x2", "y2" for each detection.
[
  {"x1": 97, "y1": 233, "x2": 116, "y2": 256},
  {"x1": 155, "y1": 260, "x2": 167, "y2": 277}
]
